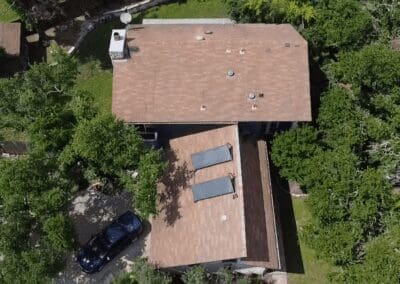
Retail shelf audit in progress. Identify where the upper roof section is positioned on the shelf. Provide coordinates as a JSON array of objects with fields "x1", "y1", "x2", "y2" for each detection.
[
  {"x1": 0, "y1": 23, "x2": 21, "y2": 56},
  {"x1": 112, "y1": 21, "x2": 311, "y2": 124}
]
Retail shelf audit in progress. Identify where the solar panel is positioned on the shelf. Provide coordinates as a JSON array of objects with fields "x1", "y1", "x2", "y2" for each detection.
[
  {"x1": 192, "y1": 176, "x2": 234, "y2": 202},
  {"x1": 191, "y1": 144, "x2": 232, "y2": 170}
]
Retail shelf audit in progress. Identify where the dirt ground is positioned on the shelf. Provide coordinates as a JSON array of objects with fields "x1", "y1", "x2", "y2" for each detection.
[{"x1": 55, "y1": 189, "x2": 151, "y2": 284}]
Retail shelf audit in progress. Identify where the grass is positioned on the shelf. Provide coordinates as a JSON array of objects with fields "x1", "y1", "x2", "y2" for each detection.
[
  {"x1": 73, "y1": 20, "x2": 121, "y2": 115},
  {"x1": 0, "y1": 0, "x2": 19, "y2": 22},
  {"x1": 75, "y1": 68, "x2": 113, "y2": 115},
  {"x1": 142, "y1": 0, "x2": 230, "y2": 19},
  {"x1": 288, "y1": 198, "x2": 337, "y2": 284}
]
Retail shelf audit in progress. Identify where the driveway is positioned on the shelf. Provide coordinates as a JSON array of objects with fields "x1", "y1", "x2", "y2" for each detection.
[{"x1": 55, "y1": 189, "x2": 151, "y2": 284}]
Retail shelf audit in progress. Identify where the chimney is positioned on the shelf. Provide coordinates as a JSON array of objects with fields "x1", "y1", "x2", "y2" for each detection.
[{"x1": 109, "y1": 29, "x2": 128, "y2": 61}]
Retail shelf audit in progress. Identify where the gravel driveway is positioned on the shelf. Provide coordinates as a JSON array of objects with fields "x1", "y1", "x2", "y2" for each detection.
[{"x1": 55, "y1": 189, "x2": 151, "y2": 284}]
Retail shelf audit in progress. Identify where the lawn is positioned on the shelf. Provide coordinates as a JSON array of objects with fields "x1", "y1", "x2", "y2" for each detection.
[
  {"x1": 0, "y1": 0, "x2": 19, "y2": 22},
  {"x1": 143, "y1": 0, "x2": 230, "y2": 19},
  {"x1": 74, "y1": 20, "x2": 122, "y2": 115},
  {"x1": 288, "y1": 198, "x2": 338, "y2": 284}
]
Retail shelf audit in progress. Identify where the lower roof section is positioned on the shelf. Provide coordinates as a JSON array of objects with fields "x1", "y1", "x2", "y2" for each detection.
[
  {"x1": 149, "y1": 125, "x2": 280, "y2": 269},
  {"x1": 149, "y1": 125, "x2": 246, "y2": 267}
]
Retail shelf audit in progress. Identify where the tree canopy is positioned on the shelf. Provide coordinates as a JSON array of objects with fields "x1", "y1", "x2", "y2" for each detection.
[{"x1": 0, "y1": 49, "x2": 165, "y2": 282}]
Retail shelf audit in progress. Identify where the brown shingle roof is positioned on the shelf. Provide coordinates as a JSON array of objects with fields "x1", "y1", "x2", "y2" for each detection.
[
  {"x1": 149, "y1": 125, "x2": 247, "y2": 267},
  {"x1": 0, "y1": 23, "x2": 21, "y2": 56},
  {"x1": 112, "y1": 23, "x2": 311, "y2": 124},
  {"x1": 149, "y1": 125, "x2": 280, "y2": 268}
]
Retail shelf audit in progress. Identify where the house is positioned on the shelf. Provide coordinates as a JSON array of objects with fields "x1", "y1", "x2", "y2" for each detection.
[
  {"x1": 110, "y1": 19, "x2": 311, "y2": 274},
  {"x1": 0, "y1": 23, "x2": 27, "y2": 76}
]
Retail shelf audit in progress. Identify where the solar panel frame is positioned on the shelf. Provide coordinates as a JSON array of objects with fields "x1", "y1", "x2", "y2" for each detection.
[
  {"x1": 192, "y1": 176, "x2": 234, "y2": 202},
  {"x1": 191, "y1": 144, "x2": 232, "y2": 170}
]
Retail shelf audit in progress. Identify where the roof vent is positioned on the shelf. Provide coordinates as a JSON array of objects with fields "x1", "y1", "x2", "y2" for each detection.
[
  {"x1": 252, "y1": 104, "x2": 258, "y2": 111},
  {"x1": 221, "y1": 214, "x2": 228, "y2": 222},
  {"x1": 200, "y1": 105, "x2": 206, "y2": 111},
  {"x1": 239, "y1": 48, "x2": 245, "y2": 55},
  {"x1": 196, "y1": 35, "x2": 205, "y2": 41},
  {"x1": 226, "y1": 49, "x2": 232, "y2": 54},
  {"x1": 248, "y1": 92, "x2": 256, "y2": 100},
  {"x1": 204, "y1": 30, "x2": 213, "y2": 35},
  {"x1": 284, "y1": 42, "x2": 291, "y2": 47},
  {"x1": 227, "y1": 69, "x2": 235, "y2": 77}
]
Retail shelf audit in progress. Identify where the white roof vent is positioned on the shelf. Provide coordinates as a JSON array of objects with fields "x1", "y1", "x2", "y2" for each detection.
[
  {"x1": 204, "y1": 30, "x2": 213, "y2": 35},
  {"x1": 196, "y1": 35, "x2": 205, "y2": 41},
  {"x1": 227, "y1": 69, "x2": 235, "y2": 77},
  {"x1": 248, "y1": 92, "x2": 256, "y2": 100},
  {"x1": 200, "y1": 105, "x2": 206, "y2": 111},
  {"x1": 239, "y1": 48, "x2": 245, "y2": 55}
]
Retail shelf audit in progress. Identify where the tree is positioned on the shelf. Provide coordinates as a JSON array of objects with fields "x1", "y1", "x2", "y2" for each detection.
[
  {"x1": 59, "y1": 114, "x2": 165, "y2": 218},
  {"x1": 0, "y1": 154, "x2": 73, "y2": 283},
  {"x1": 328, "y1": 44, "x2": 400, "y2": 95},
  {"x1": 340, "y1": 215, "x2": 400, "y2": 283},
  {"x1": 271, "y1": 125, "x2": 320, "y2": 187},
  {"x1": 6, "y1": 0, "x2": 64, "y2": 30},
  {"x1": 304, "y1": 0, "x2": 373, "y2": 60},
  {"x1": 113, "y1": 257, "x2": 172, "y2": 284},
  {"x1": 226, "y1": 0, "x2": 316, "y2": 25},
  {"x1": 182, "y1": 265, "x2": 209, "y2": 284},
  {"x1": 59, "y1": 114, "x2": 144, "y2": 184},
  {"x1": 0, "y1": 48, "x2": 80, "y2": 153}
]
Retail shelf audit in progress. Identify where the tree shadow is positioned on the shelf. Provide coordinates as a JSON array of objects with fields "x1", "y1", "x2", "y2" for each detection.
[
  {"x1": 158, "y1": 148, "x2": 193, "y2": 226},
  {"x1": 309, "y1": 60, "x2": 329, "y2": 122},
  {"x1": 269, "y1": 160, "x2": 305, "y2": 274}
]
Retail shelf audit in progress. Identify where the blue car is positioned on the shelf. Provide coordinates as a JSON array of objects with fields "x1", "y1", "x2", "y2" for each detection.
[{"x1": 77, "y1": 211, "x2": 143, "y2": 274}]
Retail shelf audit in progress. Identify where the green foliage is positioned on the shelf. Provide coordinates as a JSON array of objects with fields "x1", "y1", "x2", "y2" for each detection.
[
  {"x1": 305, "y1": 220, "x2": 363, "y2": 266},
  {"x1": 364, "y1": 0, "x2": 400, "y2": 39},
  {"x1": 122, "y1": 150, "x2": 166, "y2": 218},
  {"x1": 317, "y1": 87, "x2": 366, "y2": 148},
  {"x1": 305, "y1": 0, "x2": 373, "y2": 55},
  {"x1": 271, "y1": 126, "x2": 320, "y2": 187},
  {"x1": 340, "y1": 216, "x2": 400, "y2": 283},
  {"x1": 182, "y1": 265, "x2": 209, "y2": 284},
  {"x1": 113, "y1": 257, "x2": 172, "y2": 284},
  {"x1": 328, "y1": 44, "x2": 400, "y2": 94},
  {"x1": 60, "y1": 114, "x2": 165, "y2": 218},
  {"x1": 0, "y1": 155, "x2": 72, "y2": 283},
  {"x1": 226, "y1": 0, "x2": 316, "y2": 25},
  {"x1": 43, "y1": 214, "x2": 74, "y2": 251},
  {"x1": 0, "y1": 48, "x2": 80, "y2": 153},
  {"x1": 59, "y1": 114, "x2": 144, "y2": 181}
]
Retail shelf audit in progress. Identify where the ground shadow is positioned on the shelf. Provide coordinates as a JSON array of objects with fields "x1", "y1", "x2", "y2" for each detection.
[
  {"x1": 269, "y1": 160, "x2": 305, "y2": 274},
  {"x1": 309, "y1": 60, "x2": 329, "y2": 122},
  {"x1": 158, "y1": 148, "x2": 193, "y2": 226}
]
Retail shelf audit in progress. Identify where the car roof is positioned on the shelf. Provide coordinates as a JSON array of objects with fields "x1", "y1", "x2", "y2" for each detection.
[{"x1": 103, "y1": 222, "x2": 127, "y2": 245}]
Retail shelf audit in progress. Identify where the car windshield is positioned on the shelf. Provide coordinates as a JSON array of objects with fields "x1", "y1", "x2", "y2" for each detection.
[
  {"x1": 87, "y1": 235, "x2": 109, "y2": 259},
  {"x1": 118, "y1": 212, "x2": 141, "y2": 233}
]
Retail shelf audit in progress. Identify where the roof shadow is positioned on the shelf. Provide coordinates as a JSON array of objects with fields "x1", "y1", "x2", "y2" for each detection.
[{"x1": 270, "y1": 160, "x2": 305, "y2": 274}]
